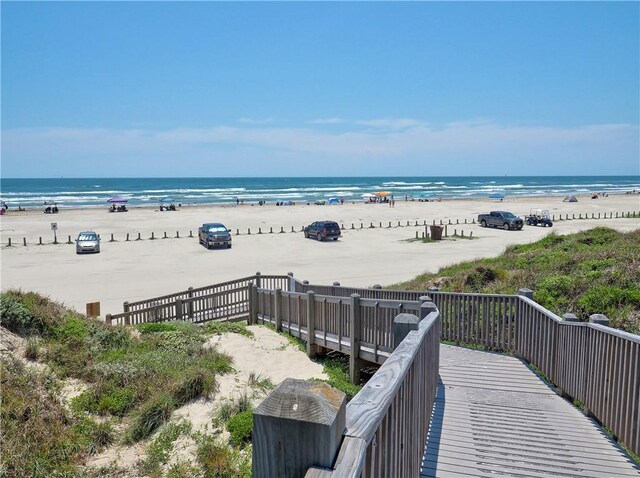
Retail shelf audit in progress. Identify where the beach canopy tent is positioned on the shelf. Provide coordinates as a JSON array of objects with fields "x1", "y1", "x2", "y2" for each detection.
[
  {"x1": 160, "y1": 197, "x2": 175, "y2": 203},
  {"x1": 328, "y1": 197, "x2": 340, "y2": 205},
  {"x1": 563, "y1": 195, "x2": 578, "y2": 202},
  {"x1": 489, "y1": 193, "x2": 505, "y2": 200},
  {"x1": 107, "y1": 196, "x2": 128, "y2": 203}
]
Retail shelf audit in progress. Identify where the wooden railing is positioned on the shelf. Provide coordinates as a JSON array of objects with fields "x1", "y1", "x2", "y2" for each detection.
[
  {"x1": 305, "y1": 310, "x2": 441, "y2": 478},
  {"x1": 106, "y1": 273, "x2": 639, "y2": 459},
  {"x1": 252, "y1": 286, "x2": 422, "y2": 382},
  {"x1": 516, "y1": 297, "x2": 640, "y2": 458},
  {"x1": 106, "y1": 273, "x2": 290, "y2": 326}
]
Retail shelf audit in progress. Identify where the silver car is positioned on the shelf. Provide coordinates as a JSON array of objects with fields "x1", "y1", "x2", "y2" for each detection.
[{"x1": 76, "y1": 231, "x2": 101, "y2": 254}]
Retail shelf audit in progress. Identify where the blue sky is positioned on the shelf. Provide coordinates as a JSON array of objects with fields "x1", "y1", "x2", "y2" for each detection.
[{"x1": 2, "y1": 2, "x2": 639, "y2": 178}]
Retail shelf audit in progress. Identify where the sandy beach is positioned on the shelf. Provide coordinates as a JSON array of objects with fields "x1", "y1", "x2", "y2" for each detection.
[{"x1": 1, "y1": 193, "x2": 639, "y2": 317}]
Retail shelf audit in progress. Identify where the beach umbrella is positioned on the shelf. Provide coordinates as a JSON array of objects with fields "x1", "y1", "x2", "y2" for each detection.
[
  {"x1": 489, "y1": 193, "x2": 505, "y2": 200},
  {"x1": 107, "y1": 196, "x2": 128, "y2": 203},
  {"x1": 375, "y1": 191, "x2": 391, "y2": 197},
  {"x1": 328, "y1": 197, "x2": 340, "y2": 205},
  {"x1": 160, "y1": 197, "x2": 175, "y2": 203},
  {"x1": 361, "y1": 193, "x2": 375, "y2": 198}
]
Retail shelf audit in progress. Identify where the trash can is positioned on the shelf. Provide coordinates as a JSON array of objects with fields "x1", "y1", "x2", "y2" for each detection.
[{"x1": 429, "y1": 225, "x2": 444, "y2": 240}]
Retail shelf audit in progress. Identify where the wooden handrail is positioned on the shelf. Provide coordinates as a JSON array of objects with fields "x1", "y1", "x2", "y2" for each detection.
[{"x1": 303, "y1": 311, "x2": 441, "y2": 477}]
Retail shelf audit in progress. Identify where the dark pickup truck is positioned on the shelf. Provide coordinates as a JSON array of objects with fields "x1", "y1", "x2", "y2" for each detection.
[
  {"x1": 198, "y1": 223, "x2": 232, "y2": 249},
  {"x1": 478, "y1": 211, "x2": 523, "y2": 230}
]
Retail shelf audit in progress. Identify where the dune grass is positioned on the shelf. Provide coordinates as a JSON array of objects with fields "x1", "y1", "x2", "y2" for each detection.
[
  {"x1": 0, "y1": 292, "x2": 237, "y2": 477},
  {"x1": 391, "y1": 227, "x2": 640, "y2": 334}
]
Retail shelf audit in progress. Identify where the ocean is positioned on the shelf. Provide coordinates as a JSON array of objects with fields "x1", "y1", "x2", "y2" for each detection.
[{"x1": 1, "y1": 176, "x2": 638, "y2": 210}]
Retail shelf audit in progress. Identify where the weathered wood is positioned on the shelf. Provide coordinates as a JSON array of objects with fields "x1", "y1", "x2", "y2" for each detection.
[
  {"x1": 307, "y1": 291, "x2": 317, "y2": 358},
  {"x1": 253, "y1": 379, "x2": 346, "y2": 478},
  {"x1": 393, "y1": 313, "x2": 419, "y2": 348},
  {"x1": 349, "y1": 294, "x2": 361, "y2": 384},
  {"x1": 421, "y1": 345, "x2": 640, "y2": 478},
  {"x1": 274, "y1": 288, "x2": 282, "y2": 331}
]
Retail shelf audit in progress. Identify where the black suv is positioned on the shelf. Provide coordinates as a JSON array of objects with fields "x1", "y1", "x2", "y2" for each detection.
[{"x1": 304, "y1": 221, "x2": 342, "y2": 241}]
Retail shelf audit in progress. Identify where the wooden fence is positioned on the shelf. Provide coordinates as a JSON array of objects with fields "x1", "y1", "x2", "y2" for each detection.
[
  {"x1": 105, "y1": 273, "x2": 639, "y2": 459},
  {"x1": 106, "y1": 273, "x2": 290, "y2": 326},
  {"x1": 252, "y1": 286, "x2": 423, "y2": 382},
  {"x1": 253, "y1": 307, "x2": 441, "y2": 478},
  {"x1": 305, "y1": 310, "x2": 441, "y2": 478},
  {"x1": 516, "y1": 297, "x2": 640, "y2": 458}
]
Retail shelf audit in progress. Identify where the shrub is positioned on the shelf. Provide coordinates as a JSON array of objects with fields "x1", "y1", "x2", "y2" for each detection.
[
  {"x1": 148, "y1": 331, "x2": 205, "y2": 354},
  {"x1": 0, "y1": 293, "x2": 42, "y2": 334},
  {"x1": 137, "y1": 321, "x2": 198, "y2": 334},
  {"x1": 173, "y1": 371, "x2": 215, "y2": 406},
  {"x1": 0, "y1": 356, "x2": 83, "y2": 477},
  {"x1": 226, "y1": 410, "x2": 253, "y2": 447},
  {"x1": 98, "y1": 386, "x2": 138, "y2": 416},
  {"x1": 24, "y1": 337, "x2": 41, "y2": 360},
  {"x1": 45, "y1": 339, "x2": 93, "y2": 379},
  {"x1": 195, "y1": 434, "x2": 252, "y2": 478},
  {"x1": 126, "y1": 393, "x2": 176, "y2": 443},
  {"x1": 464, "y1": 267, "x2": 502, "y2": 289},
  {"x1": 576, "y1": 285, "x2": 640, "y2": 319},
  {"x1": 204, "y1": 321, "x2": 254, "y2": 337}
]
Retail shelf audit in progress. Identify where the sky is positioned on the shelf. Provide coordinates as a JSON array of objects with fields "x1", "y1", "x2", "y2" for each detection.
[{"x1": 1, "y1": 1, "x2": 639, "y2": 178}]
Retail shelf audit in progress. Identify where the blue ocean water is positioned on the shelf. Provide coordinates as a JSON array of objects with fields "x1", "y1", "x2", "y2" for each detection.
[{"x1": 1, "y1": 176, "x2": 638, "y2": 209}]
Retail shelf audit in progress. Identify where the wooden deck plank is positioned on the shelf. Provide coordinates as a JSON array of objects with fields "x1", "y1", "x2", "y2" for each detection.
[{"x1": 420, "y1": 345, "x2": 640, "y2": 477}]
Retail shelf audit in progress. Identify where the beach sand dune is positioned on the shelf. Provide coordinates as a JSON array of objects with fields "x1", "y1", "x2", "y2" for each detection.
[{"x1": 1, "y1": 194, "x2": 638, "y2": 316}]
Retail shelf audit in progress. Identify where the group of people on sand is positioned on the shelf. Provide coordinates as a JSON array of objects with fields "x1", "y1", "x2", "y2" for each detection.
[
  {"x1": 160, "y1": 204, "x2": 177, "y2": 211},
  {"x1": 109, "y1": 204, "x2": 128, "y2": 212}
]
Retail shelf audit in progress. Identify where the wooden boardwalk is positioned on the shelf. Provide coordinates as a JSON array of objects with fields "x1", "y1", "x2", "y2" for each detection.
[{"x1": 421, "y1": 345, "x2": 640, "y2": 477}]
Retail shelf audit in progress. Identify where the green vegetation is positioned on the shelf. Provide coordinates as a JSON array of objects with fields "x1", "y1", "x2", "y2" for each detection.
[
  {"x1": 0, "y1": 290, "x2": 238, "y2": 477},
  {"x1": 0, "y1": 355, "x2": 114, "y2": 478},
  {"x1": 392, "y1": 228, "x2": 640, "y2": 333},
  {"x1": 194, "y1": 434, "x2": 251, "y2": 478},
  {"x1": 226, "y1": 411, "x2": 253, "y2": 447},
  {"x1": 203, "y1": 320, "x2": 254, "y2": 338}
]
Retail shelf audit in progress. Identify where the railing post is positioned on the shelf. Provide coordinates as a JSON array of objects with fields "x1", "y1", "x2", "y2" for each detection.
[
  {"x1": 420, "y1": 296, "x2": 437, "y2": 320},
  {"x1": 349, "y1": 293, "x2": 362, "y2": 384},
  {"x1": 393, "y1": 313, "x2": 419, "y2": 348},
  {"x1": 251, "y1": 283, "x2": 259, "y2": 324},
  {"x1": 247, "y1": 283, "x2": 254, "y2": 325},
  {"x1": 105, "y1": 314, "x2": 112, "y2": 326},
  {"x1": 562, "y1": 313, "x2": 579, "y2": 323},
  {"x1": 252, "y1": 379, "x2": 346, "y2": 478},
  {"x1": 187, "y1": 287, "x2": 194, "y2": 319},
  {"x1": 306, "y1": 291, "x2": 316, "y2": 358},
  {"x1": 287, "y1": 272, "x2": 295, "y2": 292},
  {"x1": 176, "y1": 299, "x2": 183, "y2": 321},
  {"x1": 518, "y1": 288, "x2": 533, "y2": 300},
  {"x1": 274, "y1": 288, "x2": 282, "y2": 331},
  {"x1": 589, "y1": 314, "x2": 609, "y2": 327},
  {"x1": 255, "y1": 271, "x2": 262, "y2": 288},
  {"x1": 123, "y1": 301, "x2": 130, "y2": 313}
]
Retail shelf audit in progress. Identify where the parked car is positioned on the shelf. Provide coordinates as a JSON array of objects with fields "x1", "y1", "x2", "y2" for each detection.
[
  {"x1": 477, "y1": 211, "x2": 523, "y2": 230},
  {"x1": 198, "y1": 223, "x2": 232, "y2": 249},
  {"x1": 76, "y1": 231, "x2": 100, "y2": 254},
  {"x1": 526, "y1": 209, "x2": 553, "y2": 227},
  {"x1": 304, "y1": 221, "x2": 341, "y2": 241}
]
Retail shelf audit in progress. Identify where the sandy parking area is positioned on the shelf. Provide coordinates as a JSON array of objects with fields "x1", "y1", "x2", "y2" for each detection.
[{"x1": 1, "y1": 194, "x2": 638, "y2": 316}]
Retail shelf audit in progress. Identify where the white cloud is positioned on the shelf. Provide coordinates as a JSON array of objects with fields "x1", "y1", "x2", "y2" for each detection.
[
  {"x1": 2, "y1": 119, "x2": 638, "y2": 177},
  {"x1": 238, "y1": 117, "x2": 275, "y2": 124},
  {"x1": 308, "y1": 118, "x2": 345, "y2": 125}
]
